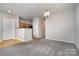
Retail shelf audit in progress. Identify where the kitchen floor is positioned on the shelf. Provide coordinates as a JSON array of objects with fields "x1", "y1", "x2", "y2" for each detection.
[
  {"x1": 0, "y1": 39, "x2": 79, "y2": 56},
  {"x1": 0, "y1": 39, "x2": 21, "y2": 48}
]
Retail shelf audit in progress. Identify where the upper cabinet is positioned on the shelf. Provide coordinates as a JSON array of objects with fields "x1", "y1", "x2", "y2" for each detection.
[{"x1": 19, "y1": 20, "x2": 32, "y2": 28}]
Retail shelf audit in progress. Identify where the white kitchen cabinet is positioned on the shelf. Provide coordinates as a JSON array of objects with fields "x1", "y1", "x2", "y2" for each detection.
[{"x1": 16, "y1": 29, "x2": 32, "y2": 41}]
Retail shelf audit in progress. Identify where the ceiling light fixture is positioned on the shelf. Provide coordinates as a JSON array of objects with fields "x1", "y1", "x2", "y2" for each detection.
[
  {"x1": 44, "y1": 9, "x2": 50, "y2": 18},
  {"x1": 8, "y1": 10, "x2": 12, "y2": 13}
]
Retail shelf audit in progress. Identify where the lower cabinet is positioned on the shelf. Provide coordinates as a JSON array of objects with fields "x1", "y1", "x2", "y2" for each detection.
[{"x1": 16, "y1": 29, "x2": 32, "y2": 41}]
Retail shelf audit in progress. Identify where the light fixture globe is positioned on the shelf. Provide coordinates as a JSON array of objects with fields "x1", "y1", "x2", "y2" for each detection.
[
  {"x1": 44, "y1": 9, "x2": 50, "y2": 18},
  {"x1": 8, "y1": 10, "x2": 12, "y2": 13}
]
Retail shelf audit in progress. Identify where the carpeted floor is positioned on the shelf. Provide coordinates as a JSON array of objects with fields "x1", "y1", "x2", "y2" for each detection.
[{"x1": 0, "y1": 39, "x2": 79, "y2": 56}]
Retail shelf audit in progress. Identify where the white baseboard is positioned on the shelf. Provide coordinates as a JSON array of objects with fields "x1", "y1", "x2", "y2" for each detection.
[{"x1": 45, "y1": 38, "x2": 74, "y2": 44}]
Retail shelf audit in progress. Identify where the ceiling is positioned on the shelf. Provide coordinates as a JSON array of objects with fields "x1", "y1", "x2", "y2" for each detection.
[{"x1": 0, "y1": 3, "x2": 76, "y2": 19}]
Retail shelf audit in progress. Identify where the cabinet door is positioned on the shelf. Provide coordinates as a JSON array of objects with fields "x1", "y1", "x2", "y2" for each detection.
[
  {"x1": 24, "y1": 29, "x2": 32, "y2": 41},
  {"x1": 3, "y1": 16, "x2": 16, "y2": 40},
  {"x1": 16, "y1": 29, "x2": 25, "y2": 41}
]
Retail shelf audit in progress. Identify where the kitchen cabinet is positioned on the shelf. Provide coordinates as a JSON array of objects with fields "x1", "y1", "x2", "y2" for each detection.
[{"x1": 16, "y1": 28, "x2": 32, "y2": 41}]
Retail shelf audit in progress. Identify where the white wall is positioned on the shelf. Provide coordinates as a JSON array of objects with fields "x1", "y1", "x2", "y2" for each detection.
[
  {"x1": 0, "y1": 15, "x2": 3, "y2": 40},
  {"x1": 46, "y1": 8, "x2": 76, "y2": 43},
  {"x1": 33, "y1": 17, "x2": 40, "y2": 38},
  {"x1": 0, "y1": 12, "x2": 19, "y2": 40},
  {"x1": 76, "y1": 4, "x2": 79, "y2": 49}
]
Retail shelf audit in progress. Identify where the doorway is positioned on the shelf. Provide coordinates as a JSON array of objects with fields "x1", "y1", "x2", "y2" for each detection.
[{"x1": 33, "y1": 17, "x2": 45, "y2": 39}]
